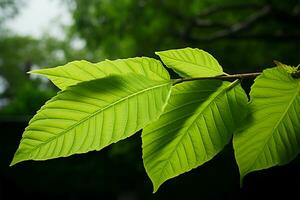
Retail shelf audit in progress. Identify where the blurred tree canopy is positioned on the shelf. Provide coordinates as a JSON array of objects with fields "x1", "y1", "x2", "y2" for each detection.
[
  {"x1": 0, "y1": 34, "x2": 91, "y2": 115},
  {"x1": 1, "y1": 0, "x2": 300, "y2": 114},
  {"x1": 69, "y1": 0, "x2": 300, "y2": 72},
  {"x1": 1, "y1": 0, "x2": 299, "y2": 114},
  {"x1": 0, "y1": 0, "x2": 88, "y2": 115}
]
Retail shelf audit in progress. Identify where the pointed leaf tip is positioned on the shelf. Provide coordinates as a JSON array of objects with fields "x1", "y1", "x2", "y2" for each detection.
[{"x1": 10, "y1": 155, "x2": 22, "y2": 166}]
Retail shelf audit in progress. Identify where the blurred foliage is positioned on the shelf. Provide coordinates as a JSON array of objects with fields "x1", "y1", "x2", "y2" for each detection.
[
  {"x1": 2, "y1": 0, "x2": 300, "y2": 115},
  {"x1": 69, "y1": 0, "x2": 300, "y2": 72},
  {"x1": 0, "y1": 0, "x2": 92, "y2": 115},
  {"x1": 0, "y1": 80, "x2": 54, "y2": 115},
  {"x1": 0, "y1": 35, "x2": 89, "y2": 115}
]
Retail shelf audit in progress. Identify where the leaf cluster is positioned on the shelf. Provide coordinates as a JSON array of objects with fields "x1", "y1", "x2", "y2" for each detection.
[{"x1": 11, "y1": 47, "x2": 300, "y2": 192}]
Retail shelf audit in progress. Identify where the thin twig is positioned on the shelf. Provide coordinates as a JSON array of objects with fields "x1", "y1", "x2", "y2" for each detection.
[{"x1": 173, "y1": 72, "x2": 262, "y2": 85}]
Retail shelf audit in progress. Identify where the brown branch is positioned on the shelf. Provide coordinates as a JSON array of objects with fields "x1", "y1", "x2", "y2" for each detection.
[
  {"x1": 194, "y1": 19, "x2": 228, "y2": 28},
  {"x1": 173, "y1": 3, "x2": 299, "y2": 43},
  {"x1": 224, "y1": 32, "x2": 300, "y2": 41},
  {"x1": 197, "y1": 3, "x2": 263, "y2": 17},
  {"x1": 199, "y1": 5, "x2": 271, "y2": 41}
]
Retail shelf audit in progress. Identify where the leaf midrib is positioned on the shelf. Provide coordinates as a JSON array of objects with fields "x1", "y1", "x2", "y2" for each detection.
[
  {"x1": 155, "y1": 81, "x2": 237, "y2": 185},
  {"x1": 247, "y1": 81, "x2": 300, "y2": 174},
  {"x1": 27, "y1": 81, "x2": 171, "y2": 155}
]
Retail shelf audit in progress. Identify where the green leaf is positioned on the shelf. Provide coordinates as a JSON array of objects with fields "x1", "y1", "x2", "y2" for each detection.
[
  {"x1": 142, "y1": 80, "x2": 248, "y2": 192},
  {"x1": 233, "y1": 67, "x2": 300, "y2": 181},
  {"x1": 11, "y1": 74, "x2": 172, "y2": 166},
  {"x1": 156, "y1": 47, "x2": 224, "y2": 78},
  {"x1": 31, "y1": 57, "x2": 169, "y2": 90}
]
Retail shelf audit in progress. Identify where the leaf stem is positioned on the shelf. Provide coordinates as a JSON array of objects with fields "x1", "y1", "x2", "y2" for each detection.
[{"x1": 173, "y1": 72, "x2": 261, "y2": 85}]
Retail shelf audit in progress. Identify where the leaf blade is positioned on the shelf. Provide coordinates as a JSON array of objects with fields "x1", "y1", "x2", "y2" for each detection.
[
  {"x1": 31, "y1": 57, "x2": 169, "y2": 90},
  {"x1": 11, "y1": 74, "x2": 172, "y2": 165},
  {"x1": 156, "y1": 47, "x2": 224, "y2": 77},
  {"x1": 142, "y1": 80, "x2": 248, "y2": 192},
  {"x1": 233, "y1": 67, "x2": 300, "y2": 181}
]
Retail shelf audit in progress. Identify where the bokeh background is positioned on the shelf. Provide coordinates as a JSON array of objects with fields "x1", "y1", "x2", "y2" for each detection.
[{"x1": 0, "y1": 0, "x2": 299, "y2": 199}]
